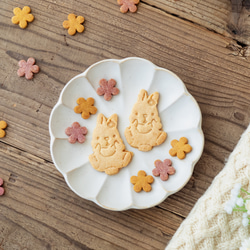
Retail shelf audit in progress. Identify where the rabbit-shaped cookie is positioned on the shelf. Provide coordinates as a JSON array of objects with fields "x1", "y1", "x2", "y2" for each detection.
[
  {"x1": 125, "y1": 89, "x2": 167, "y2": 151},
  {"x1": 89, "y1": 113, "x2": 133, "y2": 175}
]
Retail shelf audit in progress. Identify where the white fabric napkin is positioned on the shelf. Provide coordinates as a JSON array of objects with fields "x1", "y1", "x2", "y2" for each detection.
[{"x1": 166, "y1": 124, "x2": 250, "y2": 250}]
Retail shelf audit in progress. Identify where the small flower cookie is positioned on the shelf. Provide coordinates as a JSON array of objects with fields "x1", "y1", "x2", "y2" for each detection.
[
  {"x1": 65, "y1": 122, "x2": 88, "y2": 144},
  {"x1": 153, "y1": 159, "x2": 175, "y2": 181},
  {"x1": 74, "y1": 97, "x2": 97, "y2": 119},
  {"x1": 117, "y1": 0, "x2": 140, "y2": 13},
  {"x1": 11, "y1": 6, "x2": 34, "y2": 29},
  {"x1": 17, "y1": 58, "x2": 39, "y2": 80},
  {"x1": 97, "y1": 79, "x2": 119, "y2": 101},
  {"x1": 0, "y1": 178, "x2": 4, "y2": 196},
  {"x1": 0, "y1": 121, "x2": 7, "y2": 138},
  {"x1": 130, "y1": 170, "x2": 154, "y2": 192},
  {"x1": 169, "y1": 137, "x2": 192, "y2": 159},
  {"x1": 63, "y1": 14, "x2": 85, "y2": 36}
]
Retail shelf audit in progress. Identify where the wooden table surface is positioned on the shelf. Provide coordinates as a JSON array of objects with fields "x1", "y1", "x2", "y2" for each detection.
[{"x1": 1, "y1": 0, "x2": 250, "y2": 249}]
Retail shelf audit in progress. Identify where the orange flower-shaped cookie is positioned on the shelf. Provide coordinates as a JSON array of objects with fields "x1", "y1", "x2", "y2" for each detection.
[
  {"x1": 169, "y1": 137, "x2": 192, "y2": 159},
  {"x1": 11, "y1": 6, "x2": 34, "y2": 29},
  {"x1": 74, "y1": 97, "x2": 97, "y2": 119},
  {"x1": 63, "y1": 14, "x2": 85, "y2": 35},
  {"x1": 130, "y1": 170, "x2": 154, "y2": 192},
  {"x1": 117, "y1": 0, "x2": 140, "y2": 13},
  {"x1": 0, "y1": 121, "x2": 7, "y2": 138}
]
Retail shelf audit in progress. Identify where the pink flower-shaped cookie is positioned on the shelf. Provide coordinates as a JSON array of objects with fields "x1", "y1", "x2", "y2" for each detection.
[
  {"x1": 0, "y1": 178, "x2": 4, "y2": 196},
  {"x1": 97, "y1": 79, "x2": 120, "y2": 101},
  {"x1": 152, "y1": 159, "x2": 175, "y2": 181},
  {"x1": 65, "y1": 122, "x2": 88, "y2": 144},
  {"x1": 17, "y1": 57, "x2": 39, "y2": 80},
  {"x1": 117, "y1": 0, "x2": 140, "y2": 13}
]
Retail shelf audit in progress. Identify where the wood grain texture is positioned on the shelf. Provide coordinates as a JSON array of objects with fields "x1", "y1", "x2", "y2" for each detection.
[
  {"x1": 1, "y1": 0, "x2": 250, "y2": 249},
  {"x1": 142, "y1": 0, "x2": 250, "y2": 45}
]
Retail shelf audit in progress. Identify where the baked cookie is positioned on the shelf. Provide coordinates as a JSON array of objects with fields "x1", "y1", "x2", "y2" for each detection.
[
  {"x1": 0, "y1": 121, "x2": 7, "y2": 138},
  {"x1": 11, "y1": 6, "x2": 34, "y2": 29},
  {"x1": 96, "y1": 78, "x2": 119, "y2": 101},
  {"x1": 125, "y1": 89, "x2": 167, "y2": 151},
  {"x1": 152, "y1": 159, "x2": 175, "y2": 181},
  {"x1": 130, "y1": 170, "x2": 154, "y2": 192},
  {"x1": 169, "y1": 137, "x2": 192, "y2": 159},
  {"x1": 89, "y1": 113, "x2": 133, "y2": 175},
  {"x1": 74, "y1": 97, "x2": 97, "y2": 119},
  {"x1": 63, "y1": 14, "x2": 85, "y2": 36}
]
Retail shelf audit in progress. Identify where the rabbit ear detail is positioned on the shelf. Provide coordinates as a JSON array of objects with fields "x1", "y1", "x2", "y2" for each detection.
[
  {"x1": 107, "y1": 114, "x2": 117, "y2": 128},
  {"x1": 97, "y1": 113, "x2": 117, "y2": 128},
  {"x1": 97, "y1": 113, "x2": 106, "y2": 125},
  {"x1": 148, "y1": 92, "x2": 159, "y2": 106},
  {"x1": 138, "y1": 89, "x2": 148, "y2": 102}
]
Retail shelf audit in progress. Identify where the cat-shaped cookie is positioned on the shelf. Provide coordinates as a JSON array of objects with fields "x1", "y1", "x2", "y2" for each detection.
[
  {"x1": 89, "y1": 113, "x2": 133, "y2": 175},
  {"x1": 125, "y1": 89, "x2": 167, "y2": 151}
]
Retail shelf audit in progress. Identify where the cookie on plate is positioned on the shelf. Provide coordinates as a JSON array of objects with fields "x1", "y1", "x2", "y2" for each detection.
[
  {"x1": 89, "y1": 113, "x2": 133, "y2": 175},
  {"x1": 125, "y1": 89, "x2": 167, "y2": 151}
]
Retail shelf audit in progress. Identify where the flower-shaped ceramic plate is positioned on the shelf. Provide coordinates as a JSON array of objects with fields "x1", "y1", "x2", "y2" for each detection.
[{"x1": 49, "y1": 57, "x2": 204, "y2": 211}]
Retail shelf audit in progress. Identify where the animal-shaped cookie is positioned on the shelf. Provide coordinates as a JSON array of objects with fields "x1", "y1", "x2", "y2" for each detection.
[
  {"x1": 89, "y1": 113, "x2": 133, "y2": 175},
  {"x1": 125, "y1": 89, "x2": 167, "y2": 151}
]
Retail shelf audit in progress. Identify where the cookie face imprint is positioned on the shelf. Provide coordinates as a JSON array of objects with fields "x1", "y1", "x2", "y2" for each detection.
[
  {"x1": 125, "y1": 89, "x2": 167, "y2": 151},
  {"x1": 89, "y1": 113, "x2": 133, "y2": 175}
]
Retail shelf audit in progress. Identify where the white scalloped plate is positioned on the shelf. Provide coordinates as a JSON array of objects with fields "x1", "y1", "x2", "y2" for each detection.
[{"x1": 49, "y1": 57, "x2": 204, "y2": 211}]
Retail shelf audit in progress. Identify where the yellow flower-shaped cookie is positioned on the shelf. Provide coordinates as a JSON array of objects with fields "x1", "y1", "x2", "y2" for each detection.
[
  {"x1": 11, "y1": 6, "x2": 34, "y2": 29},
  {"x1": 169, "y1": 137, "x2": 192, "y2": 159},
  {"x1": 63, "y1": 14, "x2": 85, "y2": 36},
  {"x1": 0, "y1": 121, "x2": 7, "y2": 138},
  {"x1": 130, "y1": 170, "x2": 154, "y2": 192}
]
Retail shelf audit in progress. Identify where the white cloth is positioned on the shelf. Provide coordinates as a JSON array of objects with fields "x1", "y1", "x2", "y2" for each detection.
[{"x1": 166, "y1": 124, "x2": 250, "y2": 250}]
